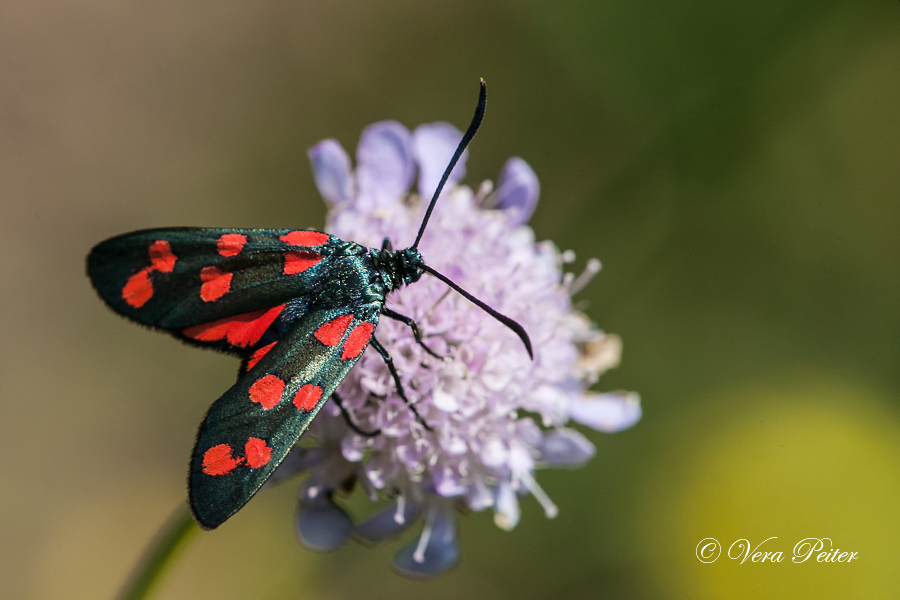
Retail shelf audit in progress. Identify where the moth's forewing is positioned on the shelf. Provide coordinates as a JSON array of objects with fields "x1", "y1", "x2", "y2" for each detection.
[
  {"x1": 188, "y1": 304, "x2": 382, "y2": 529},
  {"x1": 88, "y1": 228, "x2": 345, "y2": 353}
]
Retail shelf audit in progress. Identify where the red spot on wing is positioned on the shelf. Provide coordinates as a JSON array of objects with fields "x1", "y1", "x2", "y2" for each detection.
[
  {"x1": 314, "y1": 314, "x2": 354, "y2": 347},
  {"x1": 280, "y1": 231, "x2": 329, "y2": 247},
  {"x1": 122, "y1": 268, "x2": 154, "y2": 308},
  {"x1": 217, "y1": 233, "x2": 247, "y2": 257},
  {"x1": 199, "y1": 266, "x2": 232, "y2": 302},
  {"x1": 121, "y1": 240, "x2": 178, "y2": 308},
  {"x1": 244, "y1": 437, "x2": 273, "y2": 468},
  {"x1": 284, "y1": 251, "x2": 322, "y2": 275},
  {"x1": 149, "y1": 240, "x2": 176, "y2": 272},
  {"x1": 342, "y1": 322, "x2": 375, "y2": 360},
  {"x1": 293, "y1": 384, "x2": 323, "y2": 412},
  {"x1": 246, "y1": 342, "x2": 277, "y2": 371},
  {"x1": 183, "y1": 305, "x2": 284, "y2": 348},
  {"x1": 202, "y1": 444, "x2": 243, "y2": 476},
  {"x1": 249, "y1": 374, "x2": 285, "y2": 410}
]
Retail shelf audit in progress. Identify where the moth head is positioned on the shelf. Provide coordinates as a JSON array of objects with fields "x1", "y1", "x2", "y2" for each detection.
[{"x1": 396, "y1": 247, "x2": 425, "y2": 286}]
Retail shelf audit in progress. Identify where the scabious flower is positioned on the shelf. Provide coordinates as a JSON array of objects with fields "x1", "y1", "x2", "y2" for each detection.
[{"x1": 273, "y1": 120, "x2": 641, "y2": 578}]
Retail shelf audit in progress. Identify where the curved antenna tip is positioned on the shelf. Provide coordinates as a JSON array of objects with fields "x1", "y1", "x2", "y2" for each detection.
[
  {"x1": 411, "y1": 80, "x2": 488, "y2": 250},
  {"x1": 423, "y1": 265, "x2": 534, "y2": 361}
]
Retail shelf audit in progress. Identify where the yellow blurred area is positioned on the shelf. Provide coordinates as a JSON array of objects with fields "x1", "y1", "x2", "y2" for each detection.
[{"x1": 641, "y1": 380, "x2": 900, "y2": 599}]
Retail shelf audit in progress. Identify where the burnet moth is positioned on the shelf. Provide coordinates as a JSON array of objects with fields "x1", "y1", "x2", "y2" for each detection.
[{"x1": 88, "y1": 80, "x2": 532, "y2": 529}]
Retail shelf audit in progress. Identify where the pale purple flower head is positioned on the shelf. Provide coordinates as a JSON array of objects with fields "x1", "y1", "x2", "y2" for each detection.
[{"x1": 281, "y1": 121, "x2": 640, "y2": 578}]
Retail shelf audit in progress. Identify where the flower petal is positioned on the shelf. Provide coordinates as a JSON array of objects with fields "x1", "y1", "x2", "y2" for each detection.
[
  {"x1": 263, "y1": 447, "x2": 320, "y2": 488},
  {"x1": 411, "y1": 122, "x2": 467, "y2": 200},
  {"x1": 569, "y1": 391, "x2": 642, "y2": 433},
  {"x1": 539, "y1": 428, "x2": 596, "y2": 467},
  {"x1": 480, "y1": 438, "x2": 508, "y2": 469},
  {"x1": 431, "y1": 386, "x2": 459, "y2": 413},
  {"x1": 432, "y1": 460, "x2": 468, "y2": 497},
  {"x1": 466, "y1": 475, "x2": 494, "y2": 511},
  {"x1": 356, "y1": 121, "x2": 414, "y2": 207},
  {"x1": 392, "y1": 504, "x2": 460, "y2": 579},
  {"x1": 295, "y1": 493, "x2": 353, "y2": 552},
  {"x1": 308, "y1": 139, "x2": 353, "y2": 206},
  {"x1": 496, "y1": 157, "x2": 539, "y2": 226},
  {"x1": 353, "y1": 497, "x2": 425, "y2": 546},
  {"x1": 341, "y1": 433, "x2": 369, "y2": 462}
]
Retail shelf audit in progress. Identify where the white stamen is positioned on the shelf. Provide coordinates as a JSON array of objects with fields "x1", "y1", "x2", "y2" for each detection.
[
  {"x1": 520, "y1": 471, "x2": 558, "y2": 519},
  {"x1": 413, "y1": 509, "x2": 436, "y2": 564},
  {"x1": 394, "y1": 495, "x2": 406, "y2": 525},
  {"x1": 359, "y1": 472, "x2": 379, "y2": 501},
  {"x1": 568, "y1": 258, "x2": 601, "y2": 295},
  {"x1": 493, "y1": 482, "x2": 520, "y2": 530},
  {"x1": 560, "y1": 250, "x2": 576, "y2": 264},
  {"x1": 307, "y1": 486, "x2": 320, "y2": 499},
  {"x1": 476, "y1": 179, "x2": 494, "y2": 205},
  {"x1": 425, "y1": 289, "x2": 453, "y2": 319}
]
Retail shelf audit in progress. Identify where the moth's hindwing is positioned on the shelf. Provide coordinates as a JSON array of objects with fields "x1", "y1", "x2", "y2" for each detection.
[
  {"x1": 188, "y1": 304, "x2": 382, "y2": 529},
  {"x1": 87, "y1": 227, "x2": 352, "y2": 354}
]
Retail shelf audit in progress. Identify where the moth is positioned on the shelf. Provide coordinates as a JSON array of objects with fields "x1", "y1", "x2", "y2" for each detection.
[{"x1": 88, "y1": 80, "x2": 531, "y2": 529}]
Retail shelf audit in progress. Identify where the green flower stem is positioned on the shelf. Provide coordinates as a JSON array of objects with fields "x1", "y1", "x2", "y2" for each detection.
[{"x1": 118, "y1": 504, "x2": 199, "y2": 600}]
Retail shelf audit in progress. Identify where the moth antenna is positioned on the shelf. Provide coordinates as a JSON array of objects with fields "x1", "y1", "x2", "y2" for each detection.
[
  {"x1": 411, "y1": 79, "x2": 487, "y2": 250},
  {"x1": 422, "y1": 264, "x2": 533, "y2": 359}
]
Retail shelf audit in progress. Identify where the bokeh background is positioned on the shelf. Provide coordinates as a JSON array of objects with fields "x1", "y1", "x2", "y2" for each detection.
[{"x1": 2, "y1": 0, "x2": 899, "y2": 598}]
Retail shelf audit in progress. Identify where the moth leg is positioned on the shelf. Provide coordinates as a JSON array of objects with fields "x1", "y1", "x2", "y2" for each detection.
[
  {"x1": 381, "y1": 307, "x2": 444, "y2": 360},
  {"x1": 369, "y1": 336, "x2": 433, "y2": 431},
  {"x1": 331, "y1": 392, "x2": 381, "y2": 437}
]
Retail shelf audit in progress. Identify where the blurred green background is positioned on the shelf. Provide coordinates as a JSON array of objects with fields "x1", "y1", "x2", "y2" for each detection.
[{"x1": 2, "y1": 0, "x2": 899, "y2": 598}]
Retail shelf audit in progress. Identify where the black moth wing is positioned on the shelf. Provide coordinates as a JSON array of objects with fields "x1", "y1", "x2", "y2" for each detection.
[
  {"x1": 87, "y1": 227, "x2": 358, "y2": 355},
  {"x1": 189, "y1": 302, "x2": 382, "y2": 529}
]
